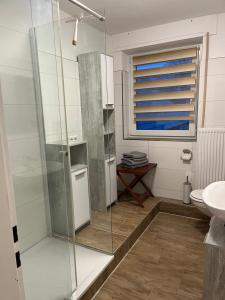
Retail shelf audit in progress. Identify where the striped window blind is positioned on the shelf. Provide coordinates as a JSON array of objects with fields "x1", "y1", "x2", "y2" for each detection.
[{"x1": 132, "y1": 47, "x2": 199, "y2": 135}]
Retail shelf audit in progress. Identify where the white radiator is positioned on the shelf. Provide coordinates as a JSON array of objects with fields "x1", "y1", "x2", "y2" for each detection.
[{"x1": 196, "y1": 128, "x2": 225, "y2": 189}]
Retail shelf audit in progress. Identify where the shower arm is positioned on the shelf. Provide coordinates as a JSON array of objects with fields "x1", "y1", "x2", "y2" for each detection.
[
  {"x1": 68, "y1": 0, "x2": 105, "y2": 21},
  {"x1": 72, "y1": 17, "x2": 79, "y2": 46}
]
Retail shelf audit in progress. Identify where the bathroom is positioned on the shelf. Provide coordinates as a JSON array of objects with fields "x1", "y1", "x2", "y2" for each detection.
[{"x1": 1, "y1": 0, "x2": 225, "y2": 299}]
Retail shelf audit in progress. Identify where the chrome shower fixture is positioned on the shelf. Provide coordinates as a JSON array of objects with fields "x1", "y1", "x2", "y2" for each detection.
[
  {"x1": 66, "y1": 13, "x2": 85, "y2": 46},
  {"x1": 68, "y1": 0, "x2": 105, "y2": 21},
  {"x1": 66, "y1": 0, "x2": 105, "y2": 46},
  {"x1": 72, "y1": 17, "x2": 79, "y2": 46}
]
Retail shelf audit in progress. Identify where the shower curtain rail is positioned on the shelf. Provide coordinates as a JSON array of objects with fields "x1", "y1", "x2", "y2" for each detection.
[{"x1": 68, "y1": 0, "x2": 105, "y2": 21}]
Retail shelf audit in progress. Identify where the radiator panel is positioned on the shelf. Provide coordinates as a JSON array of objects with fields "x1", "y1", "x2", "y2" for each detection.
[{"x1": 197, "y1": 128, "x2": 225, "y2": 189}]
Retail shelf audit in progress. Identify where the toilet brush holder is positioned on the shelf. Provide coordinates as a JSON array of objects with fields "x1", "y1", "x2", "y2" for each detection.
[{"x1": 183, "y1": 176, "x2": 192, "y2": 205}]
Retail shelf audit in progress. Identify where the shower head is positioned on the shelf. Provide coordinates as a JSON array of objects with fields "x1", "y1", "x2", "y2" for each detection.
[
  {"x1": 66, "y1": 14, "x2": 86, "y2": 46},
  {"x1": 72, "y1": 17, "x2": 79, "y2": 46}
]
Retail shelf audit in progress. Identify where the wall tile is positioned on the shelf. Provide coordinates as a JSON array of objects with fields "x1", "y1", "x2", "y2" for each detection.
[
  {"x1": 207, "y1": 58, "x2": 225, "y2": 76},
  {"x1": 152, "y1": 168, "x2": 187, "y2": 193},
  {"x1": 35, "y1": 22, "x2": 60, "y2": 56},
  {"x1": 65, "y1": 106, "x2": 82, "y2": 134},
  {"x1": 0, "y1": 0, "x2": 32, "y2": 33},
  {"x1": 206, "y1": 75, "x2": 225, "y2": 101},
  {"x1": 17, "y1": 199, "x2": 48, "y2": 251},
  {"x1": 216, "y1": 13, "x2": 225, "y2": 37},
  {"x1": 19, "y1": 225, "x2": 48, "y2": 253},
  {"x1": 13, "y1": 173, "x2": 45, "y2": 208},
  {"x1": 63, "y1": 58, "x2": 78, "y2": 79},
  {"x1": 3, "y1": 104, "x2": 39, "y2": 139},
  {"x1": 0, "y1": 66, "x2": 36, "y2": 105},
  {"x1": 0, "y1": 27, "x2": 32, "y2": 70},
  {"x1": 42, "y1": 104, "x2": 62, "y2": 138},
  {"x1": 149, "y1": 146, "x2": 192, "y2": 171},
  {"x1": 7, "y1": 137, "x2": 42, "y2": 175},
  {"x1": 40, "y1": 73, "x2": 62, "y2": 105},
  {"x1": 209, "y1": 34, "x2": 225, "y2": 59},
  {"x1": 153, "y1": 187, "x2": 182, "y2": 200},
  {"x1": 64, "y1": 78, "x2": 81, "y2": 106},
  {"x1": 204, "y1": 100, "x2": 225, "y2": 127}
]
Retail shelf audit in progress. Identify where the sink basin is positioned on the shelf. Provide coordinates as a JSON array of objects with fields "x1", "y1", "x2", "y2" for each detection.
[{"x1": 203, "y1": 181, "x2": 225, "y2": 221}]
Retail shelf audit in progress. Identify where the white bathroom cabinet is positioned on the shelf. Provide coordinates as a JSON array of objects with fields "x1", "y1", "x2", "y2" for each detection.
[
  {"x1": 71, "y1": 167, "x2": 90, "y2": 230},
  {"x1": 101, "y1": 54, "x2": 114, "y2": 109}
]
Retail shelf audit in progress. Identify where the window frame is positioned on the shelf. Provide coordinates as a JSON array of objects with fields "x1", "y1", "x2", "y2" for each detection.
[{"x1": 125, "y1": 44, "x2": 202, "y2": 141}]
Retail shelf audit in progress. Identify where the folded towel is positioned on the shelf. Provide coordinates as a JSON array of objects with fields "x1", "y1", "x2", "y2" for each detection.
[
  {"x1": 123, "y1": 151, "x2": 147, "y2": 159},
  {"x1": 123, "y1": 157, "x2": 148, "y2": 162},
  {"x1": 122, "y1": 158, "x2": 148, "y2": 166},
  {"x1": 122, "y1": 161, "x2": 149, "y2": 168},
  {"x1": 122, "y1": 158, "x2": 149, "y2": 168}
]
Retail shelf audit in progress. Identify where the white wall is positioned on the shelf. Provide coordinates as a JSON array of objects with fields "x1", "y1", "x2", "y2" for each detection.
[
  {"x1": 0, "y1": 0, "x2": 54, "y2": 252},
  {"x1": 108, "y1": 13, "x2": 225, "y2": 200}
]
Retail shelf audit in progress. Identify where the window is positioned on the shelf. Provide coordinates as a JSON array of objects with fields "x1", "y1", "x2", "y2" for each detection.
[{"x1": 129, "y1": 46, "x2": 200, "y2": 139}]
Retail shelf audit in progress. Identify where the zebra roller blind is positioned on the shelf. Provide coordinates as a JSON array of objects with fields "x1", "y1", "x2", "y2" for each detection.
[{"x1": 132, "y1": 47, "x2": 199, "y2": 136}]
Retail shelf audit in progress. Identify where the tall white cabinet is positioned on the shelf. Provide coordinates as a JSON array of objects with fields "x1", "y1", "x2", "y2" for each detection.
[{"x1": 78, "y1": 52, "x2": 117, "y2": 211}]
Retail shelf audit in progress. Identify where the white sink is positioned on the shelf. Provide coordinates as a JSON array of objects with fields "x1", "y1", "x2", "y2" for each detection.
[{"x1": 203, "y1": 181, "x2": 225, "y2": 221}]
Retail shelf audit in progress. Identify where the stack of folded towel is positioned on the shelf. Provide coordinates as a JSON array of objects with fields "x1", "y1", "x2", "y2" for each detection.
[{"x1": 121, "y1": 151, "x2": 148, "y2": 168}]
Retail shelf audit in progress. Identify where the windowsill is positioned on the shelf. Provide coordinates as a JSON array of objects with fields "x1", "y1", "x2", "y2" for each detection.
[{"x1": 123, "y1": 134, "x2": 197, "y2": 142}]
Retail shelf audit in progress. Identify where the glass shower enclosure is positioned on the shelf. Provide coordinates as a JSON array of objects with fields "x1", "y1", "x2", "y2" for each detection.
[{"x1": 1, "y1": 0, "x2": 114, "y2": 298}]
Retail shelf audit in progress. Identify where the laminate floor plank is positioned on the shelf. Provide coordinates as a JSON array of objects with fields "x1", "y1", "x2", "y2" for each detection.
[{"x1": 94, "y1": 213, "x2": 209, "y2": 300}]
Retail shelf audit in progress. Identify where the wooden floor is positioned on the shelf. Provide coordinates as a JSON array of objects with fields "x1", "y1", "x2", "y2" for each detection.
[
  {"x1": 94, "y1": 213, "x2": 209, "y2": 300},
  {"x1": 75, "y1": 197, "x2": 160, "y2": 253}
]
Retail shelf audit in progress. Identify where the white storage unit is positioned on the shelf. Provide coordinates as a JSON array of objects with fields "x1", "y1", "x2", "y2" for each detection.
[
  {"x1": 105, "y1": 156, "x2": 117, "y2": 207},
  {"x1": 71, "y1": 167, "x2": 90, "y2": 230},
  {"x1": 101, "y1": 54, "x2": 115, "y2": 109}
]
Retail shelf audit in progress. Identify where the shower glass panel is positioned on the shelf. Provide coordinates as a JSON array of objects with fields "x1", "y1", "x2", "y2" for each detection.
[
  {"x1": 1, "y1": 0, "x2": 76, "y2": 299},
  {"x1": 58, "y1": 6, "x2": 114, "y2": 258}
]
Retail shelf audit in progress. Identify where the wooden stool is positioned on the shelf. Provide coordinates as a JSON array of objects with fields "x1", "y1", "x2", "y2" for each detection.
[{"x1": 117, "y1": 163, "x2": 157, "y2": 207}]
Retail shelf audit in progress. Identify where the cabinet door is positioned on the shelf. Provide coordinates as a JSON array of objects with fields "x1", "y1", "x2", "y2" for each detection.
[
  {"x1": 106, "y1": 55, "x2": 114, "y2": 106},
  {"x1": 105, "y1": 157, "x2": 117, "y2": 207},
  {"x1": 109, "y1": 157, "x2": 117, "y2": 203},
  {"x1": 71, "y1": 168, "x2": 90, "y2": 230},
  {"x1": 101, "y1": 54, "x2": 114, "y2": 109}
]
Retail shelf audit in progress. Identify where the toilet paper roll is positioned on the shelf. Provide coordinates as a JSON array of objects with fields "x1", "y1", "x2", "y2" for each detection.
[{"x1": 181, "y1": 153, "x2": 192, "y2": 161}]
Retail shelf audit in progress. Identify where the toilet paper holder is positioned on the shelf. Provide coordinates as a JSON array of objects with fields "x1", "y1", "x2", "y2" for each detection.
[{"x1": 181, "y1": 149, "x2": 192, "y2": 162}]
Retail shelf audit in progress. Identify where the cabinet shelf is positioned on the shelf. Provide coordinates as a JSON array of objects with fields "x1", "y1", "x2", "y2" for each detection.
[
  {"x1": 71, "y1": 164, "x2": 88, "y2": 173},
  {"x1": 69, "y1": 140, "x2": 87, "y2": 146},
  {"x1": 104, "y1": 131, "x2": 114, "y2": 135},
  {"x1": 70, "y1": 142, "x2": 87, "y2": 168},
  {"x1": 103, "y1": 107, "x2": 114, "y2": 111}
]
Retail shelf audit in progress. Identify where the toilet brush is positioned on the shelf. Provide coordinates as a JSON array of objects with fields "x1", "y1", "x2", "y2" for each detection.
[{"x1": 183, "y1": 176, "x2": 192, "y2": 205}]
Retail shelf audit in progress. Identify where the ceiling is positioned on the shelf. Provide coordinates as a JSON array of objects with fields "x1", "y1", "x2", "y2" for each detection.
[{"x1": 60, "y1": 0, "x2": 225, "y2": 34}]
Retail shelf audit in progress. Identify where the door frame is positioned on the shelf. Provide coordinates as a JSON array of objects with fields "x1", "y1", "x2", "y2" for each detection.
[{"x1": 0, "y1": 81, "x2": 25, "y2": 300}]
